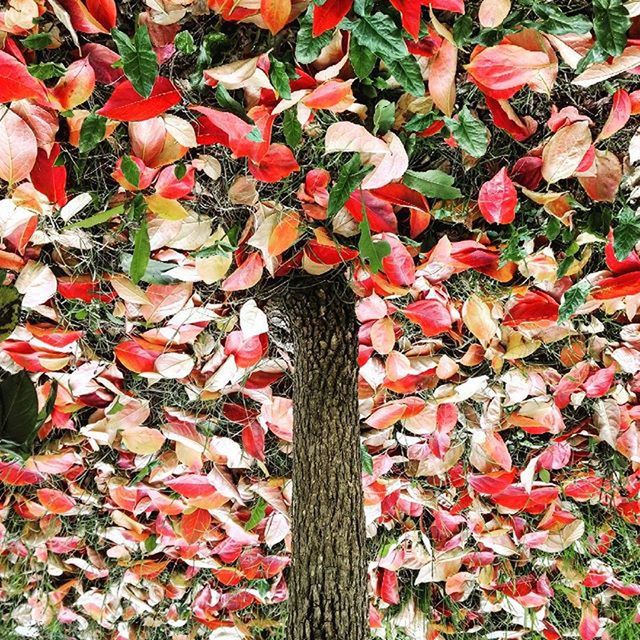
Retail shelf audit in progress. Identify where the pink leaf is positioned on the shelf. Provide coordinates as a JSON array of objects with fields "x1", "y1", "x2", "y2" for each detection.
[
  {"x1": 478, "y1": 167, "x2": 517, "y2": 224},
  {"x1": 0, "y1": 107, "x2": 38, "y2": 184}
]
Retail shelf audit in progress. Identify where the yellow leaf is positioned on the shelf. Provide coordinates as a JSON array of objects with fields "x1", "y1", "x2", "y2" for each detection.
[
  {"x1": 504, "y1": 334, "x2": 542, "y2": 360},
  {"x1": 121, "y1": 426, "x2": 165, "y2": 455},
  {"x1": 145, "y1": 194, "x2": 188, "y2": 220},
  {"x1": 462, "y1": 295, "x2": 498, "y2": 347}
]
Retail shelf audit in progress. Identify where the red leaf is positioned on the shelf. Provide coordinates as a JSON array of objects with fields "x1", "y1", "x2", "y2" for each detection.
[
  {"x1": 97, "y1": 77, "x2": 182, "y2": 122},
  {"x1": 0, "y1": 51, "x2": 47, "y2": 103},
  {"x1": 313, "y1": 0, "x2": 353, "y2": 36},
  {"x1": 57, "y1": 276, "x2": 115, "y2": 303},
  {"x1": 592, "y1": 271, "x2": 640, "y2": 300},
  {"x1": 305, "y1": 232, "x2": 359, "y2": 265},
  {"x1": 579, "y1": 604, "x2": 600, "y2": 640},
  {"x1": 379, "y1": 233, "x2": 415, "y2": 287},
  {"x1": 114, "y1": 339, "x2": 160, "y2": 373},
  {"x1": 403, "y1": 299, "x2": 452, "y2": 336},
  {"x1": 503, "y1": 290, "x2": 559, "y2": 325},
  {"x1": 583, "y1": 365, "x2": 615, "y2": 398},
  {"x1": 86, "y1": 0, "x2": 117, "y2": 30},
  {"x1": 428, "y1": 0, "x2": 465, "y2": 11},
  {"x1": 478, "y1": 167, "x2": 517, "y2": 224},
  {"x1": 193, "y1": 106, "x2": 270, "y2": 162},
  {"x1": 0, "y1": 461, "x2": 43, "y2": 486},
  {"x1": 467, "y1": 44, "x2": 554, "y2": 99},
  {"x1": 389, "y1": 0, "x2": 421, "y2": 39},
  {"x1": 30, "y1": 144, "x2": 68, "y2": 206},
  {"x1": 484, "y1": 96, "x2": 538, "y2": 142},
  {"x1": 248, "y1": 143, "x2": 300, "y2": 182},
  {"x1": 242, "y1": 421, "x2": 266, "y2": 461},
  {"x1": 468, "y1": 470, "x2": 516, "y2": 495},
  {"x1": 346, "y1": 190, "x2": 398, "y2": 233},
  {"x1": 166, "y1": 475, "x2": 217, "y2": 499},
  {"x1": 83, "y1": 43, "x2": 124, "y2": 84},
  {"x1": 598, "y1": 88, "x2": 631, "y2": 141},
  {"x1": 56, "y1": 0, "x2": 116, "y2": 33},
  {"x1": 221, "y1": 253, "x2": 264, "y2": 292},
  {"x1": 380, "y1": 569, "x2": 400, "y2": 605}
]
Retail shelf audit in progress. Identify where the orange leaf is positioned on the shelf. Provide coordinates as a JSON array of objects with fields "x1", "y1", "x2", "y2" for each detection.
[
  {"x1": 37, "y1": 488, "x2": 76, "y2": 514},
  {"x1": 268, "y1": 211, "x2": 300, "y2": 257},
  {"x1": 182, "y1": 509, "x2": 212, "y2": 544},
  {"x1": 261, "y1": 0, "x2": 291, "y2": 34},
  {"x1": 429, "y1": 39, "x2": 458, "y2": 117}
]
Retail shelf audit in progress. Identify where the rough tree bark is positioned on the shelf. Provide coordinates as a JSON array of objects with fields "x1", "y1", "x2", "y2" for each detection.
[{"x1": 279, "y1": 276, "x2": 368, "y2": 640}]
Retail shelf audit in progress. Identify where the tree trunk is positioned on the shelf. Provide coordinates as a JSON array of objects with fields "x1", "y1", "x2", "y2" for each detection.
[{"x1": 281, "y1": 277, "x2": 368, "y2": 640}]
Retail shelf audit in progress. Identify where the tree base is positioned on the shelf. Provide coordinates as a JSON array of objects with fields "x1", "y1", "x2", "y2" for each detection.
[{"x1": 280, "y1": 277, "x2": 368, "y2": 640}]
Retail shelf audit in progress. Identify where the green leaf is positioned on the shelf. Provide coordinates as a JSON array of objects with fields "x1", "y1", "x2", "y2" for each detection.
[
  {"x1": 351, "y1": 13, "x2": 408, "y2": 61},
  {"x1": 36, "y1": 381, "x2": 58, "y2": 433},
  {"x1": 545, "y1": 217, "x2": 562, "y2": 241},
  {"x1": 558, "y1": 280, "x2": 591, "y2": 322},
  {"x1": 27, "y1": 62, "x2": 66, "y2": 80},
  {"x1": 452, "y1": 14, "x2": 474, "y2": 45},
  {"x1": 0, "y1": 372, "x2": 39, "y2": 452},
  {"x1": 361, "y1": 444, "x2": 373, "y2": 475},
  {"x1": 283, "y1": 109, "x2": 302, "y2": 148},
  {"x1": 246, "y1": 127, "x2": 263, "y2": 142},
  {"x1": 327, "y1": 154, "x2": 373, "y2": 218},
  {"x1": 174, "y1": 163, "x2": 187, "y2": 180},
  {"x1": 592, "y1": 0, "x2": 630, "y2": 57},
  {"x1": 403, "y1": 169, "x2": 462, "y2": 199},
  {"x1": 613, "y1": 207, "x2": 640, "y2": 261},
  {"x1": 499, "y1": 226, "x2": 532, "y2": 267},
  {"x1": 175, "y1": 31, "x2": 196, "y2": 54},
  {"x1": 349, "y1": 39, "x2": 376, "y2": 78},
  {"x1": 130, "y1": 220, "x2": 150, "y2": 284},
  {"x1": 215, "y1": 84, "x2": 249, "y2": 121},
  {"x1": 269, "y1": 57, "x2": 292, "y2": 99},
  {"x1": 112, "y1": 25, "x2": 158, "y2": 98},
  {"x1": 531, "y1": 3, "x2": 592, "y2": 35},
  {"x1": 373, "y1": 100, "x2": 395, "y2": 136},
  {"x1": 556, "y1": 255, "x2": 575, "y2": 279},
  {"x1": 78, "y1": 113, "x2": 107, "y2": 154},
  {"x1": 296, "y1": 11, "x2": 334, "y2": 64},
  {"x1": 444, "y1": 107, "x2": 489, "y2": 158},
  {"x1": 359, "y1": 210, "x2": 391, "y2": 274},
  {"x1": 246, "y1": 498, "x2": 266, "y2": 530},
  {"x1": 405, "y1": 112, "x2": 437, "y2": 132},
  {"x1": 385, "y1": 56, "x2": 425, "y2": 96},
  {"x1": 21, "y1": 33, "x2": 53, "y2": 50},
  {"x1": 121, "y1": 155, "x2": 140, "y2": 188},
  {"x1": 575, "y1": 41, "x2": 608, "y2": 74},
  {"x1": 0, "y1": 286, "x2": 21, "y2": 342},
  {"x1": 120, "y1": 254, "x2": 176, "y2": 284},
  {"x1": 67, "y1": 204, "x2": 126, "y2": 229}
]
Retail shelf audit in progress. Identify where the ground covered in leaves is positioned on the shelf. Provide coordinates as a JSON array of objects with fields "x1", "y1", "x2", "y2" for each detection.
[{"x1": 2, "y1": 0, "x2": 640, "y2": 639}]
